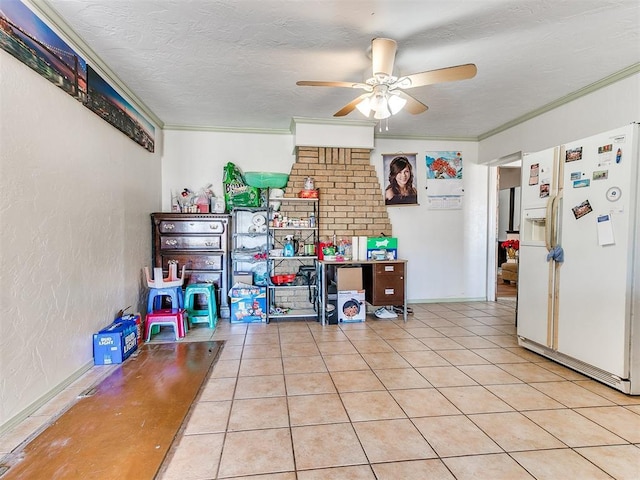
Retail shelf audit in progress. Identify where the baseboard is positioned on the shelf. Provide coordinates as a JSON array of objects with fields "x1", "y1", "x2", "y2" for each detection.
[
  {"x1": 0, "y1": 360, "x2": 95, "y2": 435},
  {"x1": 408, "y1": 297, "x2": 488, "y2": 304}
]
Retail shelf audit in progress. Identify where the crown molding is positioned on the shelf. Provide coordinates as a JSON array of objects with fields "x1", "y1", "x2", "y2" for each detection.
[
  {"x1": 163, "y1": 124, "x2": 291, "y2": 135},
  {"x1": 374, "y1": 133, "x2": 479, "y2": 142},
  {"x1": 478, "y1": 63, "x2": 640, "y2": 141},
  {"x1": 30, "y1": 0, "x2": 164, "y2": 129}
]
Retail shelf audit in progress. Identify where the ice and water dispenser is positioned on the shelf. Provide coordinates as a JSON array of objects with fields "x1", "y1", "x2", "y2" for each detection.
[{"x1": 521, "y1": 208, "x2": 547, "y2": 245}]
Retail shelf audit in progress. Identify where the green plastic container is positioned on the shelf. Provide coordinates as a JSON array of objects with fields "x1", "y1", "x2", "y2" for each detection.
[{"x1": 244, "y1": 171, "x2": 289, "y2": 188}]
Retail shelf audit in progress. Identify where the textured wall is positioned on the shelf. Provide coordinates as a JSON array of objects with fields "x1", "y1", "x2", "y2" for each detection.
[{"x1": 0, "y1": 54, "x2": 162, "y2": 429}]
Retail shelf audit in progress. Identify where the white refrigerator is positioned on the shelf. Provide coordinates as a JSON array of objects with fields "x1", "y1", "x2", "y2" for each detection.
[{"x1": 517, "y1": 123, "x2": 640, "y2": 394}]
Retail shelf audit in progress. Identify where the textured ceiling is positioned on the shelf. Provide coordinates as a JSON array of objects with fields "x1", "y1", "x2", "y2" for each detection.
[{"x1": 40, "y1": 0, "x2": 640, "y2": 138}]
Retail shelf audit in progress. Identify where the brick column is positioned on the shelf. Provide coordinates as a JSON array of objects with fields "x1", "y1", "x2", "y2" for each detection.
[{"x1": 285, "y1": 147, "x2": 392, "y2": 242}]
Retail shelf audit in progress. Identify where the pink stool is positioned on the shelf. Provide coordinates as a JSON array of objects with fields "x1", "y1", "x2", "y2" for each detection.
[{"x1": 145, "y1": 309, "x2": 187, "y2": 341}]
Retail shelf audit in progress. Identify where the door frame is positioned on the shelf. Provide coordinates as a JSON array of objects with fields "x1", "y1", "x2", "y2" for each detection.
[{"x1": 486, "y1": 152, "x2": 522, "y2": 301}]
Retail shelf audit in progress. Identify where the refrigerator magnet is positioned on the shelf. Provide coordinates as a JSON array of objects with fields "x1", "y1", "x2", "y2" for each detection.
[
  {"x1": 528, "y1": 163, "x2": 539, "y2": 185},
  {"x1": 572, "y1": 199, "x2": 593, "y2": 219},
  {"x1": 592, "y1": 170, "x2": 608, "y2": 180},
  {"x1": 606, "y1": 186, "x2": 621, "y2": 202},
  {"x1": 565, "y1": 147, "x2": 583, "y2": 162},
  {"x1": 539, "y1": 183, "x2": 550, "y2": 198},
  {"x1": 573, "y1": 179, "x2": 590, "y2": 188},
  {"x1": 596, "y1": 214, "x2": 615, "y2": 246},
  {"x1": 598, "y1": 144, "x2": 614, "y2": 164}
]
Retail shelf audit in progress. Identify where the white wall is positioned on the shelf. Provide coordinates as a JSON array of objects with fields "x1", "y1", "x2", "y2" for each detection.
[
  {"x1": 0, "y1": 54, "x2": 162, "y2": 430},
  {"x1": 479, "y1": 73, "x2": 640, "y2": 163},
  {"x1": 162, "y1": 130, "x2": 487, "y2": 302},
  {"x1": 162, "y1": 130, "x2": 295, "y2": 211},
  {"x1": 371, "y1": 139, "x2": 486, "y2": 302}
]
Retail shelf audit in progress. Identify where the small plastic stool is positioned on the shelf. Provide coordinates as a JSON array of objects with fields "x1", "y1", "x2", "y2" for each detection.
[
  {"x1": 144, "y1": 264, "x2": 186, "y2": 288},
  {"x1": 147, "y1": 286, "x2": 184, "y2": 313},
  {"x1": 184, "y1": 283, "x2": 217, "y2": 328},
  {"x1": 145, "y1": 309, "x2": 187, "y2": 341}
]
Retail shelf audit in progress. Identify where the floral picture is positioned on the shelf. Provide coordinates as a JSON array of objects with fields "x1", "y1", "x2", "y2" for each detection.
[{"x1": 426, "y1": 151, "x2": 463, "y2": 179}]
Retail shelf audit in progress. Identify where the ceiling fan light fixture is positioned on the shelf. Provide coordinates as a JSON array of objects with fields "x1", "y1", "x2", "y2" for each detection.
[
  {"x1": 371, "y1": 92, "x2": 387, "y2": 112},
  {"x1": 373, "y1": 109, "x2": 391, "y2": 120},
  {"x1": 355, "y1": 96, "x2": 372, "y2": 116},
  {"x1": 388, "y1": 93, "x2": 407, "y2": 115}
]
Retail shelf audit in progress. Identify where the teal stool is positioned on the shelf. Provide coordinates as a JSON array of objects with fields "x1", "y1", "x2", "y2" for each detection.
[{"x1": 184, "y1": 283, "x2": 217, "y2": 329}]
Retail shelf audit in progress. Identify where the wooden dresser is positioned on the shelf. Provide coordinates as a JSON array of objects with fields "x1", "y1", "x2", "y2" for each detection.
[{"x1": 151, "y1": 213, "x2": 231, "y2": 318}]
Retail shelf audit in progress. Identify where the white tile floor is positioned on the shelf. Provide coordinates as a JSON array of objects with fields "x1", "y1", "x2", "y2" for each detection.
[{"x1": 2, "y1": 301, "x2": 640, "y2": 479}]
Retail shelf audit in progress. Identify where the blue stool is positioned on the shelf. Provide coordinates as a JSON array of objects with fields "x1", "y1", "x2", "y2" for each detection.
[
  {"x1": 184, "y1": 283, "x2": 217, "y2": 328},
  {"x1": 147, "y1": 286, "x2": 184, "y2": 313}
]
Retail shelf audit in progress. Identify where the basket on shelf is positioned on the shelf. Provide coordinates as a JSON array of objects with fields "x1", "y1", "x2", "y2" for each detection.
[{"x1": 244, "y1": 172, "x2": 289, "y2": 189}]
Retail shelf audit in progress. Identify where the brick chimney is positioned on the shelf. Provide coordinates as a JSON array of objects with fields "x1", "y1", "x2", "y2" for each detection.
[{"x1": 285, "y1": 146, "x2": 392, "y2": 242}]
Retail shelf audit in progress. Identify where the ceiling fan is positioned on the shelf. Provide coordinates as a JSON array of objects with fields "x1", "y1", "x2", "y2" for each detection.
[{"x1": 296, "y1": 38, "x2": 477, "y2": 120}]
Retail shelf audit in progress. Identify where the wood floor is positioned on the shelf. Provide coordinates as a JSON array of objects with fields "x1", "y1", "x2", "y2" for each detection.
[{"x1": 1, "y1": 341, "x2": 223, "y2": 480}]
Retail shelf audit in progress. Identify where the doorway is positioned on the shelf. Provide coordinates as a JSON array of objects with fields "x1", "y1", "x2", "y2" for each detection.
[{"x1": 496, "y1": 164, "x2": 521, "y2": 302}]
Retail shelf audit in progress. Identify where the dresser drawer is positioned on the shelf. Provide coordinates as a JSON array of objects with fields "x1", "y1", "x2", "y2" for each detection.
[
  {"x1": 158, "y1": 219, "x2": 227, "y2": 235},
  {"x1": 159, "y1": 236, "x2": 222, "y2": 250},
  {"x1": 373, "y1": 262, "x2": 404, "y2": 276},
  {"x1": 161, "y1": 254, "x2": 223, "y2": 271},
  {"x1": 185, "y1": 271, "x2": 223, "y2": 287}
]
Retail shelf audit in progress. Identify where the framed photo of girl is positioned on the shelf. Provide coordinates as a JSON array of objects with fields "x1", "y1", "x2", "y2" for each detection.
[{"x1": 382, "y1": 153, "x2": 419, "y2": 206}]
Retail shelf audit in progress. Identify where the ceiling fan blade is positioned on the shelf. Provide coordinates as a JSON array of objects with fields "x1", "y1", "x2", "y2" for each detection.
[
  {"x1": 371, "y1": 38, "x2": 397, "y2": 77},
  {"x1": 296, "y1": 80, "x2": 368, "y2": 89},
  {"x1": 400, "y1": 63, "x2": 477, "y2": 88},
  {"x1": 334, "y1": 93, "x2": 371, "y2": 117},
  {"x1": 397, "y1": 91, "x2": 429, "y2": 114}
]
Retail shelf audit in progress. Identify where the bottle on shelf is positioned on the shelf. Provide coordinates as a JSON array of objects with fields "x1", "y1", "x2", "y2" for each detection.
[{"x1": 283, "y1": 235, "x2": 295, "y2": 257}]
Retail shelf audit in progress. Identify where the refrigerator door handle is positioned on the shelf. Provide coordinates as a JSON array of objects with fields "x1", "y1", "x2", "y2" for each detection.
[
  {"x1": 552, "y1": 191, "x2": 562, "y2": 248},
  {"x1": 545, "y1": 191, "x2": 562, "y2": 251},
  {"x1": 545, "y1": 194, "x2": 556, "y2": 251}
]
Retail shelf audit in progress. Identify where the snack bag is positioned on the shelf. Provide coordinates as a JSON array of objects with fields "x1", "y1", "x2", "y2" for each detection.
[{"x1": 223, "y1": 162, "x2": 260, "y2": 209}]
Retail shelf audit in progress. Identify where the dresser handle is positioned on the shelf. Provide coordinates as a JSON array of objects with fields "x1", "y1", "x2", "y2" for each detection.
[
  {"x1": 165, "y1": 239, "x2": 178, "y2": 246},
  {"x1": 209, "y1": 224, "x2": 222, "y2": 231},
  {"x1": 205, "y1": 260, "x2": 217, "y2": 266},
  {"x1": 164, "y1": 223, "x2": 175, "y2": 230},
  {"x1": 204, "y1": 242, "x2": 215, "y2": 247}
]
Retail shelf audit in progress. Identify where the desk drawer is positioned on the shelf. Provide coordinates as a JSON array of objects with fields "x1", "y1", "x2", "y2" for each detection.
[
  {"x1": 373, "y1": 262, "x2": 404, "y2": 276},
  {"x1": 371, "y1": 276, "x2": 404, "y2": 304}
]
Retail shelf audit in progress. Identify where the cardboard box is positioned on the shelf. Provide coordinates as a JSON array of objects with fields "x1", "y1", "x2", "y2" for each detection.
[
  {"x1": 230, "y1": 284, "x2": 267, "y2": 323},
  {"x1": 233, "y1": 272, "x2": 254, "y2": 285},
  {"x1": 366, "y1": 237, "x2": 398, "y2": 250},
  {"x1": 366, "y1": 237, "x2": 398, "y2": 260},
  {"x1": 337, "y1": 267, "x2": 362, "y2": 291},
  {"x1": 93, "y1": 319, "x2": 138, "y2": 365},
  {"x1": 338, "y1": 290, "x2": 366, "y2": 323},
  {"x1": 367, "y1": 249, "x2": 398, "y2": 260},
  {"x1": 119, "y1": 313, "x2": 142, "y2": 346}
]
